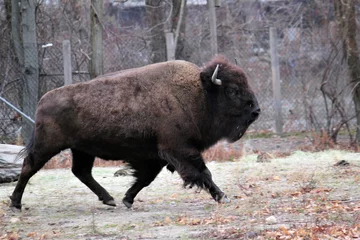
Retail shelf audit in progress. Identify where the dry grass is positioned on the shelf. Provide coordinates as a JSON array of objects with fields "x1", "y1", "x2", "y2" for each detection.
[
  {"x1": 203, "y1": 141, "x2": 243, "y2": 162},
  {"x1": 300, "y1": 131, "x2": 359, "y2": 152},
  {"x1": 43, "y1": 150, "x2": 125, "y2": 169},
  {"x1": 42, "y1": 141, "x2": 245, "y2": 169}
]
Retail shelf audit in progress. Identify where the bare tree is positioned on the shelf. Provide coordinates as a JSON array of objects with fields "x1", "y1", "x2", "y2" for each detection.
[
  {"x1": 4, "y1": 0, "x2": 11, "y2": 30},
  {"x1": 20, "y1": 0, "x2": 39, "y2": 142},
  {"x1": 11, "y1": 0, "x2": 23, "y2": 66},
  {"x1": 90, "y1": 0, "x2": 104, "y2": 79},
  {"x1": 334, "y1": 0, "x2": 360, "y2": 144},
  {"x1": 171, "y1": 0, "x2": 190, "y2": 60},
  {"x1": 146, "y1": 0, "x2": 166, "y2": 63}
]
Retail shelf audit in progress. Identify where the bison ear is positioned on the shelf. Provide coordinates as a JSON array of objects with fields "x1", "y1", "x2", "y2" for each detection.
[{"x1": 200, "y1": 64, "x2": 222, "y2": 88}]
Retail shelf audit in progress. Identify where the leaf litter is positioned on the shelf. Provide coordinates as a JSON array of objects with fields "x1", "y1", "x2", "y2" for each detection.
[{"x1": 0, "y1": 149, "x2": 359, "y2": 239}]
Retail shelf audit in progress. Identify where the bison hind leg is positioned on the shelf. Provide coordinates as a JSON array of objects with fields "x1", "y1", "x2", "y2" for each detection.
[
  {"x1": 122, "y1": 160, "x2": 165, "y2": 208},
  {"x1": 10, "y1": 149, "x2": 60, "y2": 210},
  {"x1": 71, "y1": 149, "x2": 115, "y2": 207}
]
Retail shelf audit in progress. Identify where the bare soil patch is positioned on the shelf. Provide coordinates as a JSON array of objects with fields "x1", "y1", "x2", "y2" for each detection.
[{"x1": 1, "y1": 149, "x2": 360, "y2": 239}]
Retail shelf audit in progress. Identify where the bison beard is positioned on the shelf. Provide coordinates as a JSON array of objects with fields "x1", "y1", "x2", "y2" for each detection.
[{"x1": 10, "y1": 55, "x2": 260, "y2": 210}]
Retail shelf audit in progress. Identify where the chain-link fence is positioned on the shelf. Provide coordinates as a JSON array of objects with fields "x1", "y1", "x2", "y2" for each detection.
[
  {"x1": 0, "y1": 44, "x2": 23, "y2": 143},
  {"x1": 0, "y1": 0, "x2": 356, "y2": 144}
]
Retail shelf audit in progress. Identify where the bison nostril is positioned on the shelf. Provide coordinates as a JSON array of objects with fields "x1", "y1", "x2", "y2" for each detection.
[{"x1": 251, "y1": 108, "x2": 261, "y2": 119}]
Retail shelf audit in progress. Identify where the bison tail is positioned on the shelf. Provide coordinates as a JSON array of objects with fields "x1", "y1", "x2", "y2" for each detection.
[{"x1": 15, "y1": 130, "x2": 35, "y2": 164}]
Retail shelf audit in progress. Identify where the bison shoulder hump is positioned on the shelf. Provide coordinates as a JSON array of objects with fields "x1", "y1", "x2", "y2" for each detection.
[{"x1": 168, "y1": 60, "x2": 201, "y2": 85}]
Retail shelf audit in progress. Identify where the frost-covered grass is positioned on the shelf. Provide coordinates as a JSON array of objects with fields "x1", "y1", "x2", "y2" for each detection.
[{"x1": 1, "y1": 150, "x2": 359, "y2": 239}]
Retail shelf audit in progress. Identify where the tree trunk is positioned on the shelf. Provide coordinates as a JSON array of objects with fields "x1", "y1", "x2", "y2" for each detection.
[
  {"x1": 334, "y1": 0, "x2": 360, "y2": 144},
  {"x1": 4, "y1": 0, "x2": 11, "y2": 29},
  {"x1": 89, "y1": 0, "x2": 104, "y2": 79},
  {"x1": 11, "y1": 0, "x2": 24, "y2": 66},
  {"x1": 21, "y1": 0, "x2": 39, "y2": 143},
  {"x1": 146, "y1": 0, "x2": 166, "y2": 63},
  {"x1": 345, "y1": 2, "x2": 360, "y2": 144},
  {"x1": 171, "y1": 0, "x2": 190, "y2": 60},
  {"x1": 208, "y1": 0, "x2": 218, "y2": 56}
]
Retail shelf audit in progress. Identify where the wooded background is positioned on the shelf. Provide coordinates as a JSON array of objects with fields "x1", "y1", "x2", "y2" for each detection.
[{"x1": 0, "y1": 0, "x2": 360, "y2": 145}]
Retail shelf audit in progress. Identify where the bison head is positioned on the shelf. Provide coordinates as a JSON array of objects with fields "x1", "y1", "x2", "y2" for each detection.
[{"x1": 200, "y1": 56, "x2": 260, "y2": 143}]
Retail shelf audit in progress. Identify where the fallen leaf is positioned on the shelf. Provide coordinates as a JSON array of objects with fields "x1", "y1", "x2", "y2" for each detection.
[
  {"x1": 203, "y1": 218, "x2": 215, "y2": 224},
  {"x1": 177, "y1": 217, "x2": 187, "y2": 225},
  {"x1": 290, "y1": 191, "x2": 302, "y2": 197},
  {"x1": 271, "y1": 193, "x2": 280, "y2": 198},
  {"x1": 232, "y1": 195, "x2": 243, "y2": 199},
  {"x1": 27, "y1": 232, "x2": 37, "y2": 237},
  {"x1": 297, "y1": 228, "x2": 308, "y2": 237},
  {"x1": 164, "y1": 216, "x2": 171, "y2": 224},
  {"x1": 314, "y1": 188, "x2": 332, "y2": 193},
  {"x1": 39, "y1": 233, "x2": 48, "y2": 240},
  {"x1": 3, "y1": 232, "x2": 19, "y2": 240},
  {"x1": 279, "y1": 225, "x2": 289, "y2": 235},
  {"x1": 191, "y1": 218, "x2": 201, "y2": 225},
  {"x1": 273, "y1": 176, "x2": 281, "y2": 181},
  {"x1": 263, "y1": 207, "x2": 271, "y2": 214},
  {"x1": 153, "y1": 221, "x2": 164, "y2": 226}
]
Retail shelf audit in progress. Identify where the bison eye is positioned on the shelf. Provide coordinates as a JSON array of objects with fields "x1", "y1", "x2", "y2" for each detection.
[
  {"x1": 225, "y1": 88, "x2": 237, "y2": 97},
  {"x1": 247, "y1": 100, "x2": 254, "y2": 108}
]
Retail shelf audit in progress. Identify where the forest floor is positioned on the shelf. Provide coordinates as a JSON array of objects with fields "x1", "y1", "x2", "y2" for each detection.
[{"x1": 1, "y1": 136, "x2": 360, "y2": 239}]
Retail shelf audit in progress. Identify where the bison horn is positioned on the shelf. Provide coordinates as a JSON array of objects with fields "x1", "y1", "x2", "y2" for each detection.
[{"x1": 211, "y1": 64, "x2": 222, "y2": 85}]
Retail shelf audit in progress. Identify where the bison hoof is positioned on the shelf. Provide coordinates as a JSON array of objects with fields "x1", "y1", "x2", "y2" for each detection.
[
  {"x1": 10, "y1": 205, "x2": 22, "y2": 213},
  {"x1": 218, "y1": 194, "x2": 231, "y2": 204},
  {"x1": 9, "y1": 196, "x2": 22, "y2": 210},
  {"x1": 103, "y1": 199, "x2": 116, "y2": 207},
  {"x1": 9, "y1": 202, "x2": 22, "y2": 211},
  {"x1": 122, "y1": 198, "x2": 133, "y2": 209}
]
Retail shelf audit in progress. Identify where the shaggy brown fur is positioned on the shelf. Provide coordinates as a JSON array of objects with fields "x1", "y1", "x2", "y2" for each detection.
[{"x1": 11, "y1": 55, "x2": 260, "y2": 210}]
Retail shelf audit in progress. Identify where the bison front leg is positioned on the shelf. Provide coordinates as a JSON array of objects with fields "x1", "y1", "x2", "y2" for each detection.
[
  {"x1": 201, "y1": 167, "x2": 230, "y2": 203},
  {"x1": 159, "y1": 150, "x2": 229, "y2": 203}
]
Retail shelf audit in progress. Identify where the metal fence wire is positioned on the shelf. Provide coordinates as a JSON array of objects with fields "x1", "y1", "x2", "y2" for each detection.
[{"x1": 0, "y1": 0, "x2": 356, "y2": 144}]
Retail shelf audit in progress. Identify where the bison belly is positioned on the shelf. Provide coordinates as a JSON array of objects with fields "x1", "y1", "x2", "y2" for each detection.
[{"x1": 72, "y1": 138, "x2": 160, "y2": 161}]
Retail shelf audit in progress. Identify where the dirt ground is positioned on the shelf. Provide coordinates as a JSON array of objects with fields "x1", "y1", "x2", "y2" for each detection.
[{"x1": 1, "y1": 137, "x2": 360, "y2": 239}]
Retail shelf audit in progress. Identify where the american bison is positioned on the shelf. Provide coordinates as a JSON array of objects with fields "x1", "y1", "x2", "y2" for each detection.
[{"x1": 10, "y1": 55, "x2": 260, "y2": 210}]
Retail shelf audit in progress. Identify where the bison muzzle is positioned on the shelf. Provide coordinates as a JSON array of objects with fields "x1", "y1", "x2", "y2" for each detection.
[{"x1": 10, "y1": 55, "x2": 260, "y2": 210}]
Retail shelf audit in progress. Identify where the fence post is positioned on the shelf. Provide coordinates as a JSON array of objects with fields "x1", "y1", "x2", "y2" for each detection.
[
  {"x1": 208, "y1": 0, "x2": 218, "y2": 56},
  {"x1": 269, "y1": 27, "x2": 283, "y2": 135},
  {"x1": 62, "y1": 40, "x2": 72, "y2": 86},
  {"x1": 165, "y1": 31, "x2": 175, "y2": 61}
]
